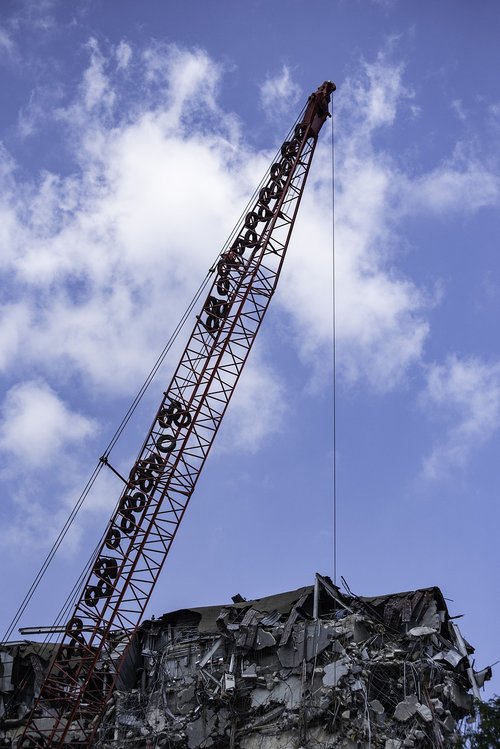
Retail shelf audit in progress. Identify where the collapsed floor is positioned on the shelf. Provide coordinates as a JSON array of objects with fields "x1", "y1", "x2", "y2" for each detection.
[{"x1": 0, "y1": 575, "x2": 491, "y2": 748}]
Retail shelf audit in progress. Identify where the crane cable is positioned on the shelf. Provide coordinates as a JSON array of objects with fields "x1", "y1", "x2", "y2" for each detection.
[
  {"x1": 1, "y1": 108, "x2": 308, "y2": 649},
  {"x1": 331, "y1": 105, "x2": 337, "y2": 586}
]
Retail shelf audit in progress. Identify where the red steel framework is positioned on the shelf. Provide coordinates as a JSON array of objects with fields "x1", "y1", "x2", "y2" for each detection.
[{"x1": 17, "y1": 81, "x2": 335, "y2": 748}]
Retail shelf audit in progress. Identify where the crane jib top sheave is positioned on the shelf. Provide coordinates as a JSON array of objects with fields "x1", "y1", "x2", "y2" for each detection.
[{"x1": 17, "y1": 80, "x2": 335, "y2": 748}]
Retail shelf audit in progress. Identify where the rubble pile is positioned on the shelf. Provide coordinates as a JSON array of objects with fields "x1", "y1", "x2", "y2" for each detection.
[
  {"x1": 96, "y1": 575, "x2": 487, "y2": 749},
  {"x1": 0, "y1": 575, "x2": 490, "y2": 748}
]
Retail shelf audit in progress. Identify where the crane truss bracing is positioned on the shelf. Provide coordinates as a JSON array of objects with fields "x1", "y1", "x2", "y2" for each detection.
[{"x1": 18, "y1": 80, "x2": 335, "y2": 749}]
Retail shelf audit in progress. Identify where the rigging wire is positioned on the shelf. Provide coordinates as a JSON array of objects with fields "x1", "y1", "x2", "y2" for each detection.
[
  {"x1": 0, "y1": 274, "x2": 214, "y2": 710},
  {"x1": 0, "y1": 271, "x2": 211, "y2": 645}
]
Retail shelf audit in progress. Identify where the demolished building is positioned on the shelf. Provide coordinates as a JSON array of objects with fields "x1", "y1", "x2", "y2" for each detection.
[{"x1": 0, "y1": 575, "x2": 491, "y2": 748}]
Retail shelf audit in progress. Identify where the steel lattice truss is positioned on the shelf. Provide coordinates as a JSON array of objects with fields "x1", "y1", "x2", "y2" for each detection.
[{"x1": 18, "y1": 81, "x2": 335, "y2": 749}]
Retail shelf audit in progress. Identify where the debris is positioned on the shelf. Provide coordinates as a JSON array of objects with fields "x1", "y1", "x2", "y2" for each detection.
[
  {"x1": 370, "y1": 699, "x2": 385, "y2": 715},
  {"x1": 394, "y1": 694, "x2": 419, "y2": 722},
  {"x1": 255, "y1": 628, "x2": 276, "y2": 650},
  {"x1": 475, "y1": 666, "x2": 493, "y2": 688},
  {"x1": 323, "y1": 656, "x2": 351, "y2": 686},
  {"x1": 408, "y1": 626, "x2": 436, "y2": 637},
  {"x1": 416, "y1": 703, "x2": 433, "y2": 722}
]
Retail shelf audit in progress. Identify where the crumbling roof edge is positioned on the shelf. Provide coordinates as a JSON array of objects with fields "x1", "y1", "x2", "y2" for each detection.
[{"x1": 143, "y1": 582, "x2": 451, "y2": 634}]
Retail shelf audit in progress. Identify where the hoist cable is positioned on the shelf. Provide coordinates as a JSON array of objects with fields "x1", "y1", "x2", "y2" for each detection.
[
  {"x1": 331, "y1": 107, "x2": 338, "y2": 585},
  {"x1": 2, "y1": 107, "x2": 308, "y2": 648}
]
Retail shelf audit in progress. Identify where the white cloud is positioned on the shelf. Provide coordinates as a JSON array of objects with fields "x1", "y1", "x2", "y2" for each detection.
[
  {"x1": 0, "y1": 462, "x2": 121, "y2": 554},
  {"x1": 274, "y1": 57, "x2": 499, "y2": 391},
  {"x1": 0, "y1": 26, "x2": 16, "y2": 59},
  {"x1": 260, "y1": 65, "x2": 301, "y2": 118},
  {"x1": 0, "y1": 304, "x2": 32, "y2": 369},
  {"x1": 346, "y1": 55, "x2": 410, "y2": 131},
  {"x1": 0, "y1": 44, "x2": 251, "y2": 393},
  {"x1": 116, "y1": 40, "x2": 132, "y2": 70},
  {"x1": 141, "y1": 43, "x2": 229, "y2": 135},
  {"x1": 276, "y1": 61, "x2": 428, "y2": 390},
  {"x1": 421, "y1": 356, "x2": 500, "y2": 479},
  {"x1": 1, "y1": 43, "x2": 499, "y2": 456},
  {"x1": 218, "y1": 354, "x2": 287, "y2": 453},
  {"x1": 0, "y1": 380, "x2": 97, "y2": 468},
  {"x1": 82, "y1": 38, "x2": 114, "y2": 112},
  {"x1": 451, "y1": 99, "x2": 467, "y2": 122},
  {"x1": 18, "y1": 93, "x2": 41, "y2": 137},
  {"x1": 399, "y1": 156, "x2": 499, "y2": 216},
  {"x1": 489, "y1": 102, "x2": 500, "y2": 118},
  {"x1": 0, "y1": 483, "x2": 84, "y2": 554}
]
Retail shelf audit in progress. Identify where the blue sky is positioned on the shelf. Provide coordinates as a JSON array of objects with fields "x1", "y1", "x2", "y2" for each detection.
[{"x1": 0, "y1": 0, "x2": 499, "y2": 698}]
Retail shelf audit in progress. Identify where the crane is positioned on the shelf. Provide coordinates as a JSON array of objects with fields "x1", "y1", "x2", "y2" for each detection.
[{"x1": 16, "y1": 80, "x2": 335, "y2": 748}]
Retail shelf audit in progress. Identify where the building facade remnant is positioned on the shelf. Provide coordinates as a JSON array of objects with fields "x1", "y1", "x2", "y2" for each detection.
[{"x1": 0, "y1": 575, "x2": 490, "y2": 748}]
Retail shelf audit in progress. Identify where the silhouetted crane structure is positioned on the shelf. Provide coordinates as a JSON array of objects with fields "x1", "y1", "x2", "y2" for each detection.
[{"x1": 18, "y1": 80, "x2": 335, "y2": 748}]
